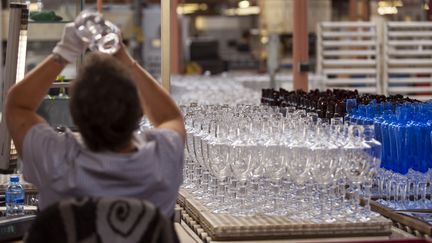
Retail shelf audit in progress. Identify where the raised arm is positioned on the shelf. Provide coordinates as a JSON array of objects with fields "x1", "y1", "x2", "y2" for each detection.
[
  {"x1": 114, "y1": 46, "x2": 186, "y2": 142},
  {"x1": 5, "y1": 23, "x2": 87, "y2": 155}
]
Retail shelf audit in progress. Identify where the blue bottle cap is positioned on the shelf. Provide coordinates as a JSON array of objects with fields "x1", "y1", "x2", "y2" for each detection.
[{"x1": 10, "y1": 176, "x2": 19, "y2": 183}]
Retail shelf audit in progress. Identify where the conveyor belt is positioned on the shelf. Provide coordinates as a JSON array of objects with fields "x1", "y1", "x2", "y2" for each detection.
[{"x1": 0, "y1": 215, "x2": 36, "y2": 242}]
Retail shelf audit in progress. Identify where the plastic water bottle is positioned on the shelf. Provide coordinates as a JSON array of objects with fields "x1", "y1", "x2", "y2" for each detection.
[{"x1": 5, "y1": 176, "x2": 25, "y2": 217}]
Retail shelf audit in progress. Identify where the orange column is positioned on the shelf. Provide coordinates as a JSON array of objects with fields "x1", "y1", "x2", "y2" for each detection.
[
  {"x1": 293, "y1": 0, "x2": 308, "y2": 91},
  {"x1": 349, "y1": 0, "x2": 358, "y2": 21},
  {"x1": 360, "y1": 0, "x2": 370, "y2": 21},
  {"x1": 429, "y1": 0, "x2": 432, "y2": 20},
  {"x1": 171, "y1": 0, "x2": 180, "y2": 74},
  {"x1": 97, "y1": 0, "x2": 103, "y2": 13}
]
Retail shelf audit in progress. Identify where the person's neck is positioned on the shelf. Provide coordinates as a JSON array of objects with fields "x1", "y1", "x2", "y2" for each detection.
[{"x1": 116, "y1": 141, "x2": 137, "y2": 154}]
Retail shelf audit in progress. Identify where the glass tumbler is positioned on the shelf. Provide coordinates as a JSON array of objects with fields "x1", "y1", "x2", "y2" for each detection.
[{"x1": 75, "y1": 10, "x2": 121, "y2": 54}]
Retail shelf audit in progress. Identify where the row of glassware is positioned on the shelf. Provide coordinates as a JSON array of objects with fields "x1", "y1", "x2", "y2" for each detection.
[
  {"x1": 346, "y1": 100, "x2": 432, "y2": 210},
  {"x1": 139, "y1": 95, "x2": 432, "y2": 221},
  {"x1": 171, "y1": 75, "x2": 261, "y2": 105},
  {"x1": 163, "y1": 103, "x2": 383, "y2": 222},
  {"x1": 261, "y1": 88, "x2": 432, "y2": 210},
  {"x1": 261, "y1": 88, "x2": 432, "y2": 175},
  {"x1": 345, "y1": 100, "x2": 432, "y2": 175}
]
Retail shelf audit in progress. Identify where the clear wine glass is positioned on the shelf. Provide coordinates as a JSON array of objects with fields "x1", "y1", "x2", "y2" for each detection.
[
  {"x1": 262, "y1": 125, "x2": 286, "y2": 216},
  {"x1": 208, "y1": 134, "x2": 233, "y2": 212},
  {"x1": 286, "y1": 127, "x2": 313, "y2": 219},
  {"x1": 343, "y1": 126, "x2": 371, "y2": 221},
  {"x1": 228, "y1": 125, "x2": 254, "y2": 216},
  {"x1": 309, "y1": 124, "x2": 339, "y2": 223}
]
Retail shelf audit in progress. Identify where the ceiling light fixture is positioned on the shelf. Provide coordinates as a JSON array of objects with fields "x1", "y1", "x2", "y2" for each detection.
[
  {"x1": 378, "y1": 6, "x2": 398, "y2": 15},
  {"x1": 238, "y1": 0, "x2": 250, "y2": 9},
  {"x1": 377, "y1": 1, "x2": 399, "y2": 15},
  {"x1": 177, "y1": 3, "x2": 208, "y2": 15},
  {"x1": 224, "y1": 6, "x2": 260, "y2": 16}
]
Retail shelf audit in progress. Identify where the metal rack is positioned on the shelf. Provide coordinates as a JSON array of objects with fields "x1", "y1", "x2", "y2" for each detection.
[
  {"x1": 0, "y1": 3, "x2": 28, "y2": 171},
  {"x1": 384, "y1": 22, "x2": 432, "y2": 101},
  {"x1": 316, "y1": 22, "x2": 381, "y2": 94},
  {"x1": 0, "y1": 1, "x2": 84, "y2": 171}
]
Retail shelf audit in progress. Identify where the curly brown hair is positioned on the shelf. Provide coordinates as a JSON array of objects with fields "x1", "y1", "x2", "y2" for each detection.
[{"x1": 70, "y1": 53, "x2": 142, "y2": 152}]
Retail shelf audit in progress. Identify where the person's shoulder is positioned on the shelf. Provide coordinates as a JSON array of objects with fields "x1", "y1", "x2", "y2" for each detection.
[
  {"x1": 24, "y1": 123, "x2": 64, "y2": 145},
  {"x1": 28, "y1": 123, "x2": 54, "y2": 134},
  {"x1": 134, "y1": 128, "x2": 184, "y2": 175},
  {"x1": 135, "y1": 128, "x2": 184, "y2": 156},
  {"x1": 139, "y1": 128, "x2": 182, "y2": 143},
  {"x1": 27, "y1": 124, "x2": 82, "y2": 150},
  {"x1": 21, "y1": 124, "x2": 82, "y2": 186}
]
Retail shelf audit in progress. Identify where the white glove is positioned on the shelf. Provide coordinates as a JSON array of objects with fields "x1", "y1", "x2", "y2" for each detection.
[{"x1": 52, "y1": 23, "x2": 88, "y2": 64}]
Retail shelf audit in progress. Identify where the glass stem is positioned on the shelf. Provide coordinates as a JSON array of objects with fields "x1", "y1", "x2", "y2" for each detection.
[
  {"x1": 353, "y1": 182, "x2": 360, "y2": 214},
  {"x1": 210, "y1": 177, "x2": 218, "y2": 199},
  {"x1": 263, "y1": 178, "x2": 271, "y2": 208},
  {"x1": 328, "y1": 183, "x2": 336, "y2": 220},
  {"x1": 250, "y1": 179, "x2": 261, "y2": 209},
  {"x1": 296, "y1": 184, "x2": 305, "y2": 212},
  {"x1": 386, "y1": 180, "x2": 392, "y2": 203},
  {"x1": 414, "y1": 182, "x2": 419, "y2": 201},
  {"x1": 194, "y1": 165, "x2": 202, "y2": 190},
  {"x1": 239, "y1": 181, "x2": 247, "y2": 213},
  {"x1": 201, "y1": 170, "x2": 209, "y2": 191},
  {"x1": 305, "y1": 182, "x2": 313, "y2": 208},
  {"x1": 272, "y1": 179, "x2": 281, "y2": 213},
  {"x1": 421, "y1": 183, "x2": 427, "y2": 203},
  {"x1": 218, "y1": 180, "x2": 227, "y2": 204},
  {"x1": 401, "y1": 183, "x2": 408, "y2": 209},
  {"x1": 379, "y1": 177, "x2": 385, "y2": 200},
  {"x1": 363, "y1": 182, "x2": 372, "y2": 214},
  {"x1": 229, "y1": 177, "x2": 238, "y2": 203},
  {"x1": 320, "y1": 185, "x2": 327, "y2": 221},
  {"x1": 338, "y1": 179, "x2": 347, "y2": 207}
]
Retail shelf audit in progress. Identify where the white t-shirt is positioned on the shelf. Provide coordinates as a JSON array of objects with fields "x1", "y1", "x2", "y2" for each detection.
[{"x1": 22, "y1": 123, "x2": 184, "y2": 218}]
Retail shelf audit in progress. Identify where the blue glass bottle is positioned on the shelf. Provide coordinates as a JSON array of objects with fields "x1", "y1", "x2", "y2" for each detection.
[
  {"x1": 380, "y1": 113, "x2": 393, "y2": 171},
  {"x1": 388, "y1": 116, "x2": 399, "y2": 172},
  {"x1": 394, "y1": 106, "x2": 409, "y2": 174}
]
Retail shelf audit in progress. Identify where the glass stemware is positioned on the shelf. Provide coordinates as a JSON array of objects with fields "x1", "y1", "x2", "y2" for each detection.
[{"x1": 178, "y1": 103, "x2": 386, "y2": 222}]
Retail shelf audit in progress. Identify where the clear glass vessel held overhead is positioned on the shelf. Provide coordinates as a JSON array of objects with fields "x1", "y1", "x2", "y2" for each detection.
[{"x1": 75, "y1": 10, "x2": 120, "y2": 54}]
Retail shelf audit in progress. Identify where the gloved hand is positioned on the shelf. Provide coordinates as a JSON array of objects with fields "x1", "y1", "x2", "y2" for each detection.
[{"x1": 52, "y1": 23, "x2": 88, "y2": 63}]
